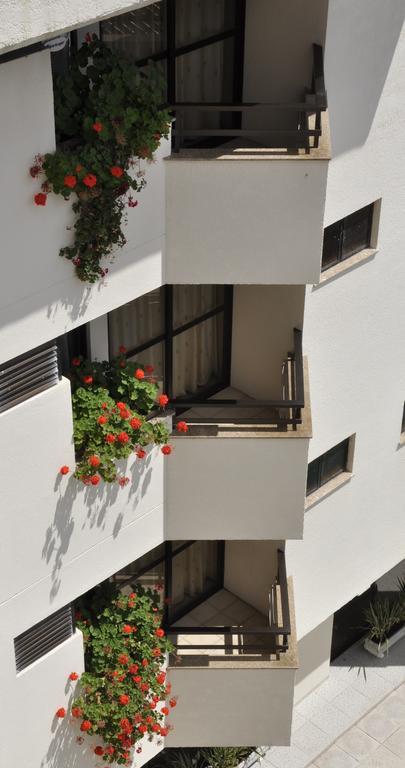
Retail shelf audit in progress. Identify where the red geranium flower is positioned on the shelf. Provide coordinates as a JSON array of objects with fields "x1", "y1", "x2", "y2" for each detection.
[
  {"x1": 160, "y1": 726, "x2": 169, "y2": 737},
  {"x1": 105, "y1": 746, "x2": 115, "y2": 755},
  {"x1": 156, "y1": 672, "x2": 166, "y2": 684},
  {"x1": 118, "y1": 654, "x2": 129, "y2": 665},
  {"x1": 118, "y1": 431, "x2": 129, "y2": 444},
  {"x1": 60, "y1": 465, "x2": 69, "y2": 475},
  {"x1": 161, "y1": 445, "x2": 172, "y2": 456},
  {"x1": 69, "y1": 672, "x2": 79, "y2": 681},
  {"x1": 80, "y1": 720, "x2": 92, "y2": 732},
  {"x1": 83, "y1": 173, "x2": 97, "y2": 188},
  {"x1": 64, "y1": 175, "x2": 77, "y2": 189},
  {"x1": 34, "y1": 192, "x2": 47, "y2": 206},
  {"x1": 116, "y1": 402, "x2": 126, "y2": 409},
  {"x1": 122, "y1": 624, "x2": 132, "y2": 634},
  {"x1": 92, "y1": 122, "x2": 103, "y2": 133},
  {"x1": 138, "y1": 724, "x2": 147, "y2": 734},
  {"x1": 97, "y1": 415, "x2": 108, "y2": 425},
  {"x1": 71, "y1": 357, "x2": 81, "y2": 367},
  {"x1": 136, "y1": 448, "x2": 146, "y2": 459},
  {"x1": 133, "y1": 675, "x2": 142, "y2": 684},
  {"x1": 101, "y1": 402, "x2": 108, "y2": 410},
  {"x1": 111, "y1": 166, "x2": 124, "y2": 178},
  {"x1": 72, "y1": 707, "x2": 82, "y2": 718},
  {"x1": 88, "y1": 455, "x2": 100, "y2": 467},
  {"x1": 176, "y1": 421, "x2": 188, "y2": 433},
  {"x1": 119, "y1": 694, "x2": 130, "y2": 705},
  {"x1": 145, "y1": 365, "x2": 154, "y2": 374},
  {"x1": 83, "y1": 375, "x2": 93, "y2": 385},
  {"x1": 128, "y1": 664, "x2": 138, "y2": 674},
  {"x1": 155, "y1": 628, "x2": 165, "y2": 638},
  {"x1": 152, "y1": 648, "x2": 161, "y2": 657},
  {"x1": 169, "y1": 697, "x2": 177, "y2": 707},
  {"x1": 105, "y1": 434, "x2": 116, "y2": 444},
  {"x1": 142, "y1": 659, "x2": 149, "y2": 667},
  {"x1": 119, "y1": 345, "x2": 127, "y2": 354},
  {"x1": 158, "y1": 394, "x2": 169, "y2": 408},
  {"x1": 94, "y1": 746, "x2": 104, "y2": 756},
  {"x1": 119, "y1": 408, "x2": 130, "y2": 419},
  {"x1": 118, "y1": 476, "x2": 130, "y2": 487},
  {"x1": 55, "y1": 708, "x2": 66, "y2": 718},
  {"x1": 130, "y1": 417, "x2": 142, "y2": 430},
  {"x1": 161, "y1": 706, "x2": 169, "y2": 716},
  {"x1": 134, "y1": 368, "x2": 145, "y2": 380},
  {"x1": 90, "y1": 474, "x2": 100, "y2": 486}
]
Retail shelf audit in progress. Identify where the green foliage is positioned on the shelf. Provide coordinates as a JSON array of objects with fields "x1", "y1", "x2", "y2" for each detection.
[
  {"x1": 31, "y1": 35, "x2": 170, "y2": 282},
  {"x1": 150, "y1": 747, "x2": 258, "y2": 768},
  {"x1": 71, "y1": 586, "x2": 174, "y2": 764},
  {"x1": 363, "y1": 598, "x2": 404, "y2": 646},
  {"x1": 70, "y1": 353, "x2": 170, "y2": 484}
]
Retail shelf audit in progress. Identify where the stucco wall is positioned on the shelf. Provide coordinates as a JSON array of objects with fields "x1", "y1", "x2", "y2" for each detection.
[
  {"x1": 287, "y1": 5, "x2": 405, "y2": 640},
  {"x1": 166, "y1": 667, "x2": 296, "y2": 747},
  {"x1": 0, "y1": 379, "x2": 168, "y2": 633},
  {"x1": 0, "y1": 50, "x2": 168, "y2": 365},
  {"x1": 0, "y1": 0, "x2": 160, "y2": 53},
  {"x1": 165, "y1": 435, "x2": 309, "y2": 540},
  {"x1": 224, "y1": 541, "x2": 280, "y2": 616},
  {"x1": 231, "y1": 285, "x2": 305, "y2": 399},
  {"x1": 165, "y1": 157, "x2": 328, "y2": 285}
]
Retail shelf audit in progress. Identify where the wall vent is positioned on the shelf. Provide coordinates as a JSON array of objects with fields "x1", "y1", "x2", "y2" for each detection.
[
  {"x1": 14, "y1": 604, "x2": 74, "y2": 673},
  {"x1": 0, "y1": 341, "x2": 60, "y2": 413}
]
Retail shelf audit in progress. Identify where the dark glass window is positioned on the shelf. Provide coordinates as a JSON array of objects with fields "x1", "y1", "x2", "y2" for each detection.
[
  {"x1": 100, "y1": 0, "x2": 246, "y2": 145},
  {"x1": 111, "y1": 540, "x2": 224, "y2": 624},
  {"x1": 321, "y1": 204, "x2": 374, "y2": 272},
  {"x1": 306, "y1": 438, "x2": 350, "y2": 495},
  {"x1": 58, "y1": 325, "x2": 88, "y2": 376},
  {"x1": 108, "y1": 285, "x2": 233, "y2": 401},
  {"x1": 401, "y1": 403, "x2": 405, "y2": 434}
]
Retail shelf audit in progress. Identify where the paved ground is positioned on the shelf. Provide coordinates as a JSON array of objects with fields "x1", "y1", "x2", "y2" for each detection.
[{"x1": 262, "y1": 637, "x2": 405, "y2": 768}]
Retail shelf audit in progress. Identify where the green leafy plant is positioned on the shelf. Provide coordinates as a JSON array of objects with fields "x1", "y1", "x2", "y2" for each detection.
[
  {"x1": 148, "y1": 746, "x2": 259, "y2": 768},
  {"x1": 59, "y1": 350, "x2": 172, "y2": 485},
  {"x1": 56, "y1": 584, "x2": 176, "y2": 765},
  {"x1": 363, "y1": 598, "x2": 404, "y2": 647},
  {"x1": 31, "y1": 34, "x2": 170, "y2": 282}
]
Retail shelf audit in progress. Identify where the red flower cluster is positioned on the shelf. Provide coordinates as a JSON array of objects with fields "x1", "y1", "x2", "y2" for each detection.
[
  {"x1": 158, "y1": 394, "x2": 169, "y2": 408},
  {"x1": 176, "y1": 421, "x2": 188, "y2": 433},
  {"x1": 134, "y1": 369, "x2": 145, "y2": 380},
  {"x1": 64, "y1": 174, "x2": 77, "y2": 189},
  {"x1": 161, "y1": 445, "x2": 172, "y2": 456},
  {"x1": 60, "y1": 465, "x2": 69, "y2": 475},
  {"x1": 34, "y1": 192, "x2": 47, "y2": 206},
  {"x1": 92, "y1": 122, "x2": 103, "y2": 133},
  {"x1": 111, "y1": 166, "x2": 124, "y2": 178},
  {"x1": 83, "y1": 173, "x2": 97, "y2": 189}
]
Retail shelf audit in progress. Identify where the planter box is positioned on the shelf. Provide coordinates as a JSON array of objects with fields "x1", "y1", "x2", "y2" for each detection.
[{"x1": 364, "y1": 623, "x2": 405, "y2": 658}]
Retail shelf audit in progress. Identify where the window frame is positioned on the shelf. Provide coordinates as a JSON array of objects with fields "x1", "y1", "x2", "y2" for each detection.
[
  {"x1": 321, "y1": 204, "x2": 375, "y2": 273},
  {"x1": 111, "y1": 540, "x2": 225, "y2": 625},
  {"x1": 107, "y1": 284, "x2": 234, "y2": 402},
  {"x1": 100, "y1": 0, "x2": 247, "y2": 134},
  {"x1": 306, "y1": 438, "x2": 350, "y2": 496}
]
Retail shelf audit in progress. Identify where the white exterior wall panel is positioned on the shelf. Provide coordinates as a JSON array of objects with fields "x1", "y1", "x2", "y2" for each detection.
[
  {"x1": 0, "y1": 51, "x2": 168, "y2": 365},
  {"x1": 288, "y1": 4, "x2": 405, "y2": 646}
]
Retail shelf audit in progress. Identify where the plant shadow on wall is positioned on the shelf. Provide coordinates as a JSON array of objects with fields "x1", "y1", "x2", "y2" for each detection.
[
  {"x1": 42, "y1": 350, "x2": 177, "y2": 601},
  {"x1": 47, "y1": 584, "x2": 175, "y2": 767},
  {"x1": 31, "y1": 34, "x2": 170, "y2": 283}
]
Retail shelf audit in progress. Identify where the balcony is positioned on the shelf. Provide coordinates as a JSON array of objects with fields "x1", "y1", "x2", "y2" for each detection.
[
  {"x1": 166, "y1": 547, "x2": 298, "y2": 747},
  {"x1": 165, "y1": 44, "x2": 330, "y2": 285},
  {"x1": 165, "y1": 317, "x2": 311, "y2": 540}
]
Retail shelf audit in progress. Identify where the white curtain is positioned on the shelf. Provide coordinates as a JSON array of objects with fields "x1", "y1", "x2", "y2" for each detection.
[
  {"x1": 172, "y1": 542, "x2": 218, "y2": 606},
  {"x1": 109, "y1": 286, "x2": 223, "y2": 397}
]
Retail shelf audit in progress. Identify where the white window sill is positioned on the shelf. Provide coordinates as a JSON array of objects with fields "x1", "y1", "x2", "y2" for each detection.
[
  {"x1": 315, "y1": 248, "x2": 378, "y2": 287},
  {"x1": 305, "y1": 471, "x2": 353, "y2": 511}
]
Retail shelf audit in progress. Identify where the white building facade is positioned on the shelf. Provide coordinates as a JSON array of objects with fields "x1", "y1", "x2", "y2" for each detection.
[{"x1": 0, "y1": 1, "x2": 404, "y2": 766}]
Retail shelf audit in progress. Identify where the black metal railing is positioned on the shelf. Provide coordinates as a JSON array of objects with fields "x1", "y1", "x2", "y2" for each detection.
[
  {"x1": 171, "y1": 328, "x2": 304, "y2": 429},
  {"x1": 166, "y1": 549, "x2": 291, "y2": 654},
  {"x1": 170, "y1": 44, "x2": 327, "y2": 152}
]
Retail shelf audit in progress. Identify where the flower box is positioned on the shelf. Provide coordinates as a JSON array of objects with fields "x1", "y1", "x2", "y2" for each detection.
[{"x1": 364, "y1": 622, "x2": 405, "y2": 658}]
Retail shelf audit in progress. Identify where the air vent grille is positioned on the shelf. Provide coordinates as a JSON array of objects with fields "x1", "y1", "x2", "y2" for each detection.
[
  {"x1": 14, "y1": 604, "x2": 74, "y2": 673},
  {"x1": 0, "y1": 341, "x2": 60, "y2": 413}
]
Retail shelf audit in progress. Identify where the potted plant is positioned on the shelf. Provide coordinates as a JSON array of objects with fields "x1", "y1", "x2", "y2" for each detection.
[{"x1": 363, "y1": 597, "x2": 405, "y2": 658}]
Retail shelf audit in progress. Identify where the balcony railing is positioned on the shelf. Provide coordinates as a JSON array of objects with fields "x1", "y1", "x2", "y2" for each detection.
[
  {"x1": 170, "y1": 44, "x2": 327, "y2": 153},
  {"x1": 166, "y1": 549, "x2": 291, "y2": 654},
  {"x1": 171, "y1": 328, "x2": 304, "y2": 429}
]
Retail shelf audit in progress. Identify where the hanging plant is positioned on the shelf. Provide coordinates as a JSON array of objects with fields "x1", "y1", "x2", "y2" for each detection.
[
  {"x1": 55, "y1": 584, "x2": 176, "y2": 765},
  {"x1": 31, "y1": 34, "x2": 170, "y2": 283},
  {"x1": 59, "y1": 349, "x2": 174, "y2": 485}
]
